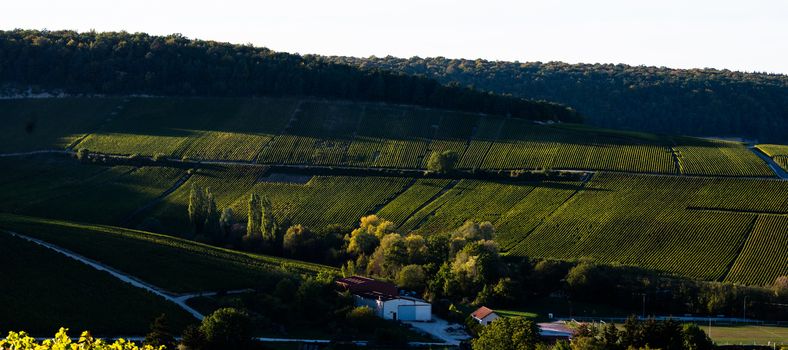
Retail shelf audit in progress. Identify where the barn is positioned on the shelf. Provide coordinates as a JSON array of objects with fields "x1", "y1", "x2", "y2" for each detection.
[
  {"x1": 471, "y1": 306, "x2": 500, "y2": 325},
  {"x1": 336, "y1": 275, "x2": 432, "y2": 321}
]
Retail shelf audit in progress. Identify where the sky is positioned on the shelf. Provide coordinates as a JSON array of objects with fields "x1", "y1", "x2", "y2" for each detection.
[{"x1": 2, "y1": 0, "x2": 787, "y2": 74}]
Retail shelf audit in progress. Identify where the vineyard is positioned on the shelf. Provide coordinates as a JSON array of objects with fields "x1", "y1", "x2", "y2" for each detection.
[
  {"x1": 504, "y1": 174, "x2": 788, "y2": 284},
  {"x1": 0, "y1": 156, "x2": 185, "y2": 224},
  {"x1": 368, "y1": 173, "x2": 788, "y2": 285},
  {"x1": 1, "y1": 97, "x2": 777, "y2": 177},
  {"x1": 76, "y1": 97, "x2": 297, "y2": 161},
  {"x1": 757, "y1": 144, "x2": 788, "y2": 171},
  {"x1": 146, "y1": 165, "x2": 415, "y2": 234},
  {"x1": 0, "y1": 231, "x2": 193, "y2": 335},
  {"x1": 0, "y1": 214, "x2": 333, "y2": 292},
  {"x1": 672, "y1": 137, "x2": 774, "y2": 177}
]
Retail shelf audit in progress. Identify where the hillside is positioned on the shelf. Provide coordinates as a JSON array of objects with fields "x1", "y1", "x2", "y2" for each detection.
[
  {"x1": 2, "y1": 154, "x2": 786, "y2": 286},
  {"x1": 0, "y1": 29, "x2": 579, "y2": 123},
  {"x1": 0, "y1": 231, "x2": 194, "y2": 335},
  {"x1": 326, "y1": 56, "x2": 788, "y2": 143},
  {"x1": 0, "y1": 97, "x2": 775, "y2": 177}
]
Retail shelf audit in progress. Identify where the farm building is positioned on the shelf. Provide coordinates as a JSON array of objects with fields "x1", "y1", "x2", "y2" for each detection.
[
  {"x1": 471, "y1": 306, "x2": 499, "y2": 325},
  {"x1": 336, "y1": 276, "x2": 432, "y2": 321}
]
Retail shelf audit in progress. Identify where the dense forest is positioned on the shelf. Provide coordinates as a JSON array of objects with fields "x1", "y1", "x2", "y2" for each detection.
[
  {"x1": 0, "y1": 30, "x2": 580, "y2": 122},
  {"x1": 326, "y1": 56, "x2": 788, "y2": 143}
]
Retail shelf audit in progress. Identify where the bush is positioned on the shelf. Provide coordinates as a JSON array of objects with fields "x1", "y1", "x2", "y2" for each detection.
[
  {"x1": 76, "y1": 148, "x2": 90, "y2": 162},
  {"x1": 346, "y1": 306, "x2": 377, "y2": 333},
  {"x1": 152, "y1": 153, "x2": 168, "y2": 162},
  {"x1": 198, "y1": 308, "x2": 253, "y2": 350},
  {"x1": 426, "y1": 150, "x2": 459, "y2": 173}
]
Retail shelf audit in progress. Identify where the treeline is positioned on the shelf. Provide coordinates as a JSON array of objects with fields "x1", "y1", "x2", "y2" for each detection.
[
  {"x1": 0, "y1": 29, "x2": 580, "y2": 122},
  {"x1": 326, "y1": 56, "x2": 788, "y2": 143}
]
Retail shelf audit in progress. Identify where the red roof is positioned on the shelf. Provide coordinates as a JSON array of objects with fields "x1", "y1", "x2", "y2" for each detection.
[
  {"x1": 471, "y1": 306, "x2": 496, "y2": 320},
  {"x1": 336, "y1": 275, "x2": 398, "y2": 297}
]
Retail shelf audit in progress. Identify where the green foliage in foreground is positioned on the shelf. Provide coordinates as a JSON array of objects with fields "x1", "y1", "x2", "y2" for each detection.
[
  {"x1": 1, "y1": 328, "x2": 161, "y2": 350},
  {"x1": 0, "y1": 232, "x2": 193, "y2": 335},
  {"x1": 0, "y1": 214, "x2": 334, "y2": 292}
]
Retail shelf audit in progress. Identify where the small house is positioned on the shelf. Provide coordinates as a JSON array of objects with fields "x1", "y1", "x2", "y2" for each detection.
[
  {"x1": 471, "y1": 306, "x2": 499, "y2": 325},
  {"x1": 336, "y1": 275, "x2": 431, "y2": 322}
]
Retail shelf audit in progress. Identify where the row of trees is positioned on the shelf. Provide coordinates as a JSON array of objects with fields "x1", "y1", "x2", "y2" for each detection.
[
  {"x1": 0, "y1": 29, "x2": 581, "y2": 123},
  {"x1": 327, "y1": 55, "x2": 788, "y2": 143},
  {"x1": 470, "y1": 316, "x2": 713, "y2": 350}
]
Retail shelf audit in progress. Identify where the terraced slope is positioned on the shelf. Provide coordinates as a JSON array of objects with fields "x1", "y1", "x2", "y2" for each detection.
[
  {"x1": 1, "y1": 97, "x2": 775, "y2": 177},
  {"x1": 0, "y1": 214, "x2": 333, "y2": 292},
  {"x1": 0, "y1": 231, "x2": 193, "y2": 335}
]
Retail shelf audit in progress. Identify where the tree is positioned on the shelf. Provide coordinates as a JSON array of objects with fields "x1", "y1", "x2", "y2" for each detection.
[
  {"x1": 379, "y1": 233, "x2": 408, "y2": 268},
  {"x1": 405, "y1": 234, "x2": 428, "y2": 264},
  {"x1": 246, "y1": 193, "x2": 261, "y2": 239},
  {"x1": 682, "y1": 324, "x2": 713, "y2": 350},
  {"x1": 199, "y1": 308, "x2": 253, "y2": 350},
  {"x1": 76, "y1": 148, "x2": 90, "y2": 162},
  {"x1": 472, "y1": 317, "x2": 540, "y2": 350},
  {"x1": 346, "y1": 306, "x2": 377, "y2": 333},
  {"x1": 565, "y1": 262, "x2": 611, "y2": 299},
  {"x1": 397, "y1": 264, "x2": 427, "y2": 292},
  {"x1": 204, "y1": 190, "x2": 220, "y2": 242},
  {"x1": 143, "y1": 313, "x2": 176, "y2": 350},
  {"x1": 219, "y1": 208, "x2": 234, "y2": 239},
  {"x1": 347, "y1": 230, "x2": 379, "y2": 256},
  {"x1": 188, "y1": 183, "x2": 207, "y2": 235},
  {"x1": 774, "y1": 275, "x2": 788, "y2": 298},
  {"x1": 427, "y1": 150, "x2": 459, "y2": 173},
  {"x1": 260, "y1": 196, "x2": 279, "y2": 245},
  {"x1": 283, "y1": 224, "x2": 317, "y2": 258},
  {"x1": 453, "y1": 220, "x2": 495, "y2": 241},
  {"x1": 180, "y1": 324, "x2": 207, "y2": 350}
]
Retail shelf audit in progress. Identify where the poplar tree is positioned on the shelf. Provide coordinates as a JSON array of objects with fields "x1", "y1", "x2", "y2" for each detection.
[
  {"x1": 204, "y1": 190, "x2": 220, "y2": 242},
  {"x1": 260, "y1": 196, "x2": 276, "y2": 243},
  {"x1": 188, "y1": 183, "x2": 207, "y2": 234},
  {"x1": 246, "y1": 193, "x2": 261, "y2": 239}
]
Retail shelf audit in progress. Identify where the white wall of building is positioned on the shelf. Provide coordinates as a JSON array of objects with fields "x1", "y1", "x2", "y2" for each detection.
[
  {"x1": 353, "y1": 295, "x2": 431, "y2": 321},
  {"x1": 478, "y1": 313, "x2": 499, "y2": 325}
]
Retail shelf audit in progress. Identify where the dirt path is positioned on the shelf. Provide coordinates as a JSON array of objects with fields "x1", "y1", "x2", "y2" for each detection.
[
  {"x1": 749, "y1": 146, "x2": 788, "y2": 180},
  {"x1": 119, "y1": 171, "x2": 193, "y2": 226}
]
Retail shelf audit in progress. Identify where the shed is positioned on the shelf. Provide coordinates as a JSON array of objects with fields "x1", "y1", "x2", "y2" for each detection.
[{"x1": 471, "y1": 306, "x2": 499, "y2": 325}]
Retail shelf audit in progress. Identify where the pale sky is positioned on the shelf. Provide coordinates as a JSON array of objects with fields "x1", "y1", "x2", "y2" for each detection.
[{"x1": 2, "y1": 0, "x2": 787, "y2": 74}]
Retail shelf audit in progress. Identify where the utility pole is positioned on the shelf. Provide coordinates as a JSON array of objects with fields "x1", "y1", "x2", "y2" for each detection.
[
  {"x1": 743, "y1": 295, "x2": 748, "y2": 322},
  {"x1": 641, "y1": 293, "x2": 646, "y2": 318}
]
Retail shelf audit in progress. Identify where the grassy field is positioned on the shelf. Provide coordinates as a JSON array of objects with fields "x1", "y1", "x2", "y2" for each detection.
[
  {"x1": 705, "y1": 325, "x2": 788, "y2": 346},
  {"x1": 1, "y1": 97, "x2": 776, "y2": 177},
  {"x1": 0, "y1": 214, "x2": 334, "y2": 293},
  {"x1": 0, "y1": 231, "x2": 194, "y2": 335}
]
